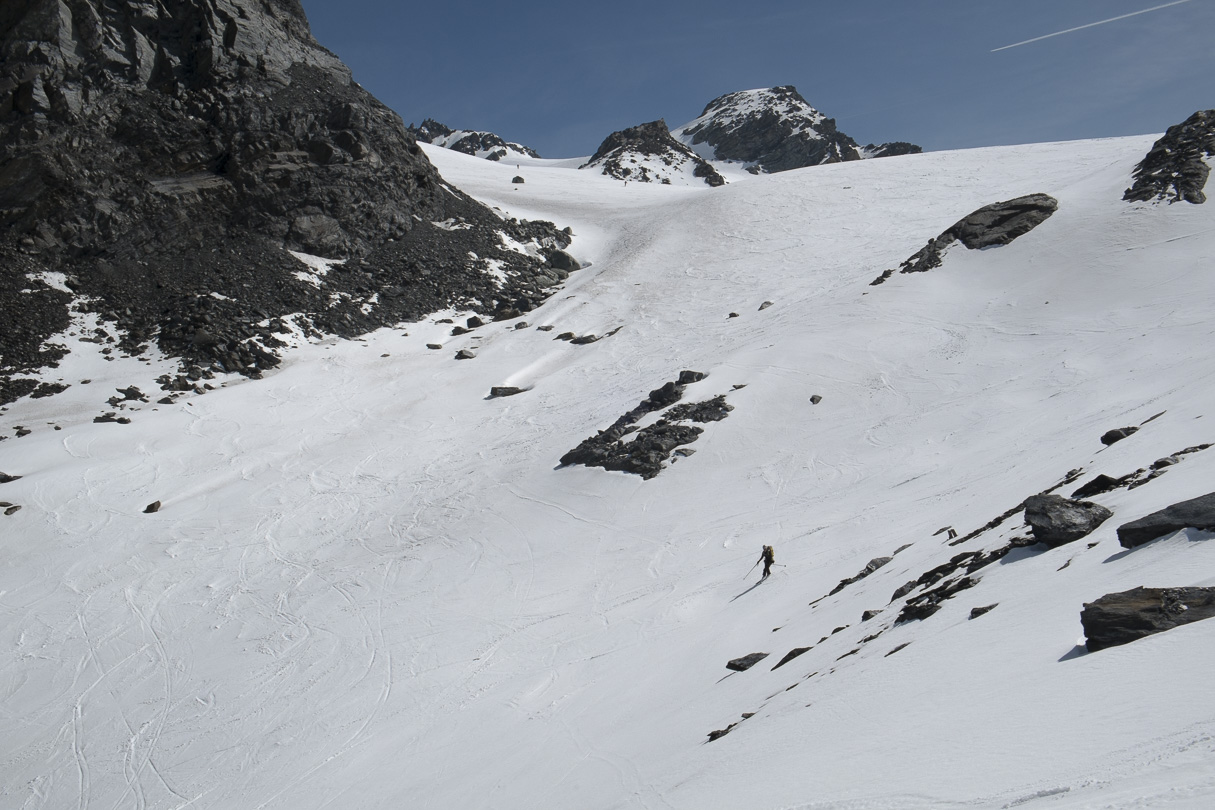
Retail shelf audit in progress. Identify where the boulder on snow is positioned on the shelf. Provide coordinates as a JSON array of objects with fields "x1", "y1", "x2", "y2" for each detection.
[
  {"x1": 1101, "y1": 426, "x2": 1138, "y2": 446},
  {"x1": 4, "y1": 504, "x2": 21, "y2": 516},
  {"x1": 1023, "y1": 494, "x2": 1112, "y2": 547},
  {"x1": 1071, "y1": 474, "x2": 1122, "y2": 499},
  {"x1": 1116, "y1": 492, "x2": 1215, "y2": 548},
  {"x1": 969, "y1": 604, "x2": 998, "y2": 620},
  {"x1": 1081, "y1": 587, "x2": 1215, "y2": 651},
  {"x1": 830, "y1": 555, "x2": 893, "y2": 595},
  {"x1": 454, "y1": 349, "x2": 477, "y2": 360},
  {"x1": 144, "y1": 501, "x2": 161, "y2": 514},
  {"x1": 489, "y1": 386, "x2": 525, "y2": 398},
  {"x1": 726, "y1": 652, "x2": 769, "y2": 671},
  {"x1": 512, "y1": 175, "x2": 525, "y2": 184},
  {"x1": 0, "y1": 472, "x2": 20, "y2": 484}
]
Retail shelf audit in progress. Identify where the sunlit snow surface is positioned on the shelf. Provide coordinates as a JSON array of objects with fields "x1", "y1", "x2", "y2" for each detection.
[{"x1": 2, "y1": 136, "x2": 1215, "y2": 809}]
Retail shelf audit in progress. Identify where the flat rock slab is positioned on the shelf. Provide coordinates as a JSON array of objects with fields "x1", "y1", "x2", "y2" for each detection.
[
  {"x1": 726, "y1": 652, "x2": 769, "y2": 672},
  {"x1": 1081, "y1": 587, "x2": 1215, "y2": 651},
  {"x1": 1117, "y1": 492, "x2": 1215, "y2": 548}
]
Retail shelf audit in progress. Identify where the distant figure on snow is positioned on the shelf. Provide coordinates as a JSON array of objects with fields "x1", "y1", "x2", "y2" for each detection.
[{"x1": 759, "y1": 545, "x2": 775, "y2": 578}]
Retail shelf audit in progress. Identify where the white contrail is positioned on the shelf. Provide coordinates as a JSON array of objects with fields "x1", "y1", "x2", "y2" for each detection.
[{"x1": 992, "y1": 0, "x2": 1194, "y2": 52}]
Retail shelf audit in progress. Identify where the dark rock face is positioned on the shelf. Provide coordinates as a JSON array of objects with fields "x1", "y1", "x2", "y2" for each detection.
[
  {"x1": 871, "y1": 194, "x2": 1058, "y2": 285},
  {"x1": 1023, "y1": 494, "x2": 1113, "y2": 547},
  {"x1": 726, "y1": 652, "x2": 769, "y2": 672},
  {"x1": 0, "y1": 0, "x2": 570, "y2": 403},
  {"x1": 559, "y1": 371, "x2": 727, "y2": 479},
  {"x1": 1082, "y1": 587, "x2": 1215, "y2": 651},
  {"x1": 1117, "y1": 492, "x2": 1215, "y2": 548},
  {"x1": 1123, "y1": 110, "x2": 1215, "y2": 204},
  {"x1": 672, "y1": 86, "x2": 920, "y2": 174},
  {"x1": 580, "y1": 120, "x2": 725, "y2": 187},
  {"x1": 407, "y1": 118, "x2": 540, "y2": 161}
]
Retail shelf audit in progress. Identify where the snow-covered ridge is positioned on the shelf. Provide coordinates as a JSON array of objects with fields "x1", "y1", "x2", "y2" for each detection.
[
  {"x1": 579, "y1": 119, "x2": 726, "y2": 187},
  {"x1": 408, "y1": 117, "x2": 541, "y2": 162}
]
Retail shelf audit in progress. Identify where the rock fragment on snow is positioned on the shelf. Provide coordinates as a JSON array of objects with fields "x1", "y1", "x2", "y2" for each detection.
[
  {"x1": 1100, "y1": 426, "x2": 1138, "y2": 446},
  {"x1": 969, "y1": 604, "x2": 998, "y2": 620},
  {"x1": 726, "y1": 652, "x2": 769, "y2": 672},
  {"x1": 454, "y1": 349, "x2": 476, "y2": 360},
  {"x1": 144, "y1": 501, "x2": 161, "y2": 514},
  {"x1": 489, "y1": 387, "x2": 525, "y2": 398},
  {"x1": 0, "y1": 472, "x2": 21, "y2": 484}
]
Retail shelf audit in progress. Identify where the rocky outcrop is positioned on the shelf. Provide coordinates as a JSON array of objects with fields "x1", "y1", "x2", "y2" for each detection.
[
  {"x1": 0, "y1": 0, "x2": 571, "y2": 403},
  {"x1": 871, "y1": 194, "x2": 1058, "y2": 285},
  {"x1": 1123, "y1": 110, "x2": 1215, "y2": 204},
  {"x1": 407, "y1": 118, "x2": 540, "y2": 161},
  {"x1": 672, "y1": 86, "x2": 920, "y2": 174},
  {"x1": 580, "y1": 120, "x2": 725, "y2": 187},
  {"x1": 1117, "y1": 492, "x2": 1215, "y2": 548},
  {"x1": 1023, "y1": 494, "x2": 1113, "y2": 547},
  {"x1": 1081, "y1": 587, "x2": 1215, "y2": 651},
  {"x1": 559, "y1": 371, "x2": 733, "y2": 478}
]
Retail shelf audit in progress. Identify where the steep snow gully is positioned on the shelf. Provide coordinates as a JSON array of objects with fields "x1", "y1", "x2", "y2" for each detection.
[{"x1": 3, "y1": 134, "x2": 1215, "y2": 809}]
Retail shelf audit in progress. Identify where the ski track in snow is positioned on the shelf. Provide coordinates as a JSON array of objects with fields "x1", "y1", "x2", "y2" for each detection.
[{"x1": 2, "y1": 134, "x2": 1215, "y2": 808}]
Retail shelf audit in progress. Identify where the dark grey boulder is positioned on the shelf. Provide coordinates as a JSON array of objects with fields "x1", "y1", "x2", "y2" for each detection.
[
  {"x1": 1101, "y1": 426, "x2": 1139, "y2": 446},
  {"x1": 1023, "y1": 494, "x2": 1112, "y2": 547},
  {"x1": 726, "y1": 652, "x2": 769, "y2": 672},
  {"x1": 1082, "y1": 587, "x2": 1215, "y2": 651},
  {"x1": 512, "y1": 175, "x2": 525, "y2": 184},
  {"x1": 454, "y1": 349, "x2": 476, "y2": 360},
  {"x1": 1117, "y1": 492, "x2": 1215, "y2": 548},
  {"x1": 809, "y1": 394, "x2": 822, "y2": 405},
  {"x1": 4, "y1": 505, "x2": 20, "y2": 516},
  {"x1": 426, "y1": 343, "x2": 443, "y2": 350},
  {"x1": 489, "y1": 386, "x2": 524, "y2": 398},
  {"x1": 861, "y1": 609, "x2": 883, "y2": 622},
  {"x1": 759, "y1": 301, "x2": 773, "y2": 310},
  {"x1": 144, "y1": 501, "x2": 161, "y2": 514},
  {"x1": 0, "y1": 472, "x2": 21, "y2": 484},
  {"x1": 1072, "y1": 474, "x2": 1122, "y2": 499}
]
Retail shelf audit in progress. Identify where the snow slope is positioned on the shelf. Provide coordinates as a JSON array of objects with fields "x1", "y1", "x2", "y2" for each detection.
[{"x1": 2, "y1": 134, "x2": 1215, "y2": 810}]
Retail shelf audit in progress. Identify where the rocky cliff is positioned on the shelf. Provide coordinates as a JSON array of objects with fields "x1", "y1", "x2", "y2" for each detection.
[
  {"x1": 407, "y1": 118, "x2": 540, "y2": 162},
  {"x1": 0, "y1": 0, "x2": 570, "y2": 403}
]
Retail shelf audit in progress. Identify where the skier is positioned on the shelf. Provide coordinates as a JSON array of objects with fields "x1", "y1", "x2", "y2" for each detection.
[{"x1": 758, "y1": 545, "x2": 775, "y2": 579}]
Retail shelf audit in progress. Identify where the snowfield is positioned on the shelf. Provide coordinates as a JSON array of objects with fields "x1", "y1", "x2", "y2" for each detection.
[{"x1": 2, "y1": 134, "x2": 1215, "y2": 809}]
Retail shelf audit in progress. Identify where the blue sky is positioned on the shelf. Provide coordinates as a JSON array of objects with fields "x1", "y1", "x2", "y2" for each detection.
[{"x1": 298, "y1": 0, "x2": 1214, "y2": 158}]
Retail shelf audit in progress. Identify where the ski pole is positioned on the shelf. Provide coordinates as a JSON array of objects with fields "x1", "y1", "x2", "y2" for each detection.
[{"x1": 743, "y1": 560, "x2": 760, "y2": 580}]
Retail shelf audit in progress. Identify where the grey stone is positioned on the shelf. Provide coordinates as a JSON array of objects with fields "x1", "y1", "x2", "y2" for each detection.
[
  {"x1": 759, "y1": 301, "x2": 773, "y2": 310},
  {"x1": 1101, "y1": 426, "x2": 1139, "y2": 446},
  {"x1": 810, "y1": 394, "x2": 822, "y2": 405},
  {"x1": 489, "y1": 386, "x2": 524, "y2": 398},
  {"x1": 1023, "y1": 494, "x2": 1112, "y2": 547},
  {"x1": 454, "y1": 349, "x2": 476, "y2": 360},
  {"x1": 861, "y1": 609, "x2": 883, "y2": 622},
  {"x1": 969, "y1": 604, "x2": 998, "y2": 620},
  {"x1": 0, "y1": 472, "x2": 21, "y2": 484},
  {"x1": 144, "y1": 500, "x2": 161, "y2": 514},
  {"x1": 512, "y1": 175, "x2": 524, "y2": 184},
  {"x1": 1082, "y1": 587, "x2": 1215, "y2": 651},
  {"x1": 726, "y1": 652, "x2": 769, "y2": 671},
  {"x1": 1117, "y1": 492, "x2": 1215, "y2": 548}
]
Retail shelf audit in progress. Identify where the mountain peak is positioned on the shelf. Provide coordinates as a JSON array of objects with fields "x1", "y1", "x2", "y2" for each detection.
[
  {"x1": 581, "y1": 119, "x2": 726, "y2": 187},
  {"x1": 407, "y1": 118, "x2": 540, "y2": 162},
  {"x1": 673, "y1": 85, "x2": 920, "y2": 173}
]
